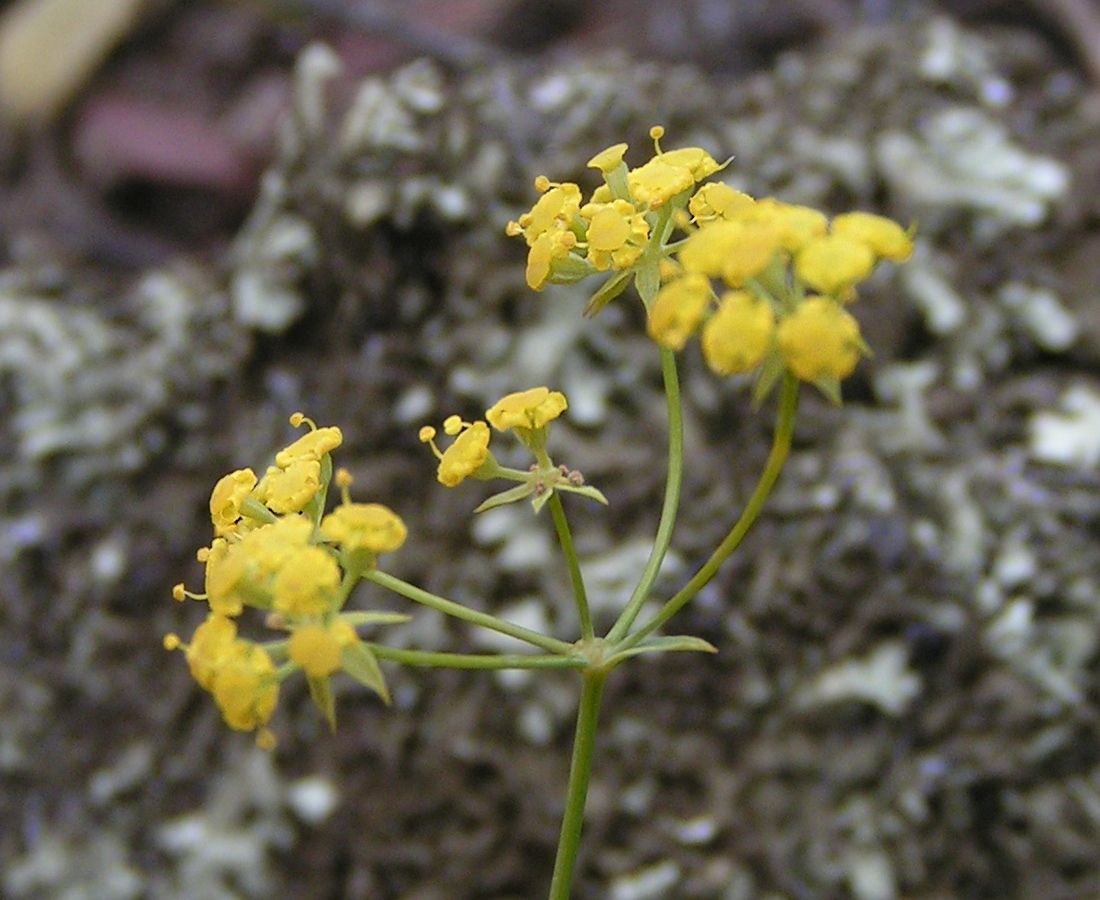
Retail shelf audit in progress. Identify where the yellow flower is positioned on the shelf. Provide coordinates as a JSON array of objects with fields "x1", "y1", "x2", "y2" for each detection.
[
  {"x1": 678, "y1": 221, "x2": 739, "y2": 276},
  {"x1": 655, "y1": 146, "x2": 722, "y2": 181},
  {"x1": 211, "y1": 641, "x2": 279, "y2": 735},
  {"x1": 795, "y1": 234, "x2": 875, "y2": 295},
  {"x1": 421, "y1": 419, "x2": 492, "y2": 487},
  {"x1": 486, "y1": 387, "x2": 568, "y2": 432},
  {"x1": 581, "y1": 199, "x2": 650, "y2": 271},
  {"x1": 210, "y1": 469, "x2": 258, "y2": 536},
  {"x1": 777, "y1": 297, "x2": 864, "y2": 381},
  {"x1": 201, "y1": 516, "x2": 315, "y2": 614},
  {"x1": 203, "y1": 538, "x2": 248, "y2": 616},
  {"x1": 288, "y1": 620, "x2": 358, "y2": 678},
  {"x1": 720, "y1": 222, "x2": 783, "y2": 287},
  {"x1": 742, "y1": 200, "x2": 828, "y2": 253},
  {"x1": 511, "y1": 181, "x2": 583, "y2": 243},
  {"x1": 831, "y1": 211, "x2": 913, "y2": 262},
  {"x1": 688, "y1": 182, "x2": 754, "y2": 222},
  {"x1": 178, "y1": 612, "x2": 238, "y2": 690},
  {"x1": 625, "y1": 126, "x2": 723, "y2": 209},
  {"x1": 254, "y1": 457, "x2": 322, "y2": 514},
  {"x1": 321, "y1": 503, "x2": 407, "y2": 554},
  {"x1": 587, "y1": 143, "x2": 629, "y2": 173},
  {"x1": 274, "y1": 423, "x2": 343, "y2": 469},
  {"x1": 701, "y1": 291, "x2": 776, "y2": 376},
  {"x1": 647, "y1": 274, "x2": 712, "y2": 351},
  {"x1": 628, "y1": 159, "x2": 697, "y2": 208},
  {"x1": 270, "y1": 545, "x2": 341, "y2": 617},
  {"x1": 525, "y1": 228, "x2": 579, "y2": 291}
]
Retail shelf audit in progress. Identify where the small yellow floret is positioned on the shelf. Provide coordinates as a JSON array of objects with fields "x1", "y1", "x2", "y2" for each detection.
[
  {"x1": 587, "y1": 143, "x2": 628, "y2": 173},
  {"x1": 437, "y1": 420, "x2": 492, "y2": 487},
  {"x1": 289, "y1": 624, "x2": 343, "y2": 677},
  {"x1": 183, "y1": 612, "x2": 239, "y2": 690},
  {"x1": 777, "y1": 297, "x2": 864, "y2": 381},
  {"x1": 255, "y1": 457, "x2": 322, "y2": 514},
  {"x1": 204, "y1": 537, "x2": 247, "y2": 616},
  {"x1": 647, "y1": 274, "x2": 712, "y2": 351},
  {"x1": 486, "y1": 387, "x2": 568, "y2": 432},
  {"x1": 581, "y1": 199, "x2": 650, "y2": 271},
  {"x1": 678, "y1": 221, "x2": 741, "y2": 277},
  {"x1": 746, "y1": 200, "x2": 828, "y2": 252},
  {"x1": 525, "y1": 229, "x2": 578, "y2": 291},
  {"x1": 274, "y1": 425, "x2": 343, "y2": 468},
  {"x1": 211, "y1": 641, "x2": 279, "y2": 734},
  {"x1": 688, "y1": 183, "x2": 754, "y2": 221},
  {"x1": 271, "y1": 545, "x2": 341, "y2": 617},
  {"x1": 210, "y1": 469, "x2": 258, "y2": 536},
  {"x1": 517, "y1": 183, "x2": 582, "y2": 242},
  {"x1": 720, "y1": 222, "x2": 783, "y2": 287},
  {"x1": 628, "y1": 159, "x2": 696, "y2": 209},
  {"x1": 655, "y1": 147, "x2": 722, "y2": 181},
  {"x1": 831, "y1": 211, "x2": 914, "y2": 261},
  {"x1": 701, "y1": 291, "x2": 776, "y2": 376},
  {"x1": 795, "y1": 234, "x2": 875, "y2": 295},
  {"x1": 321, "y1": 503, "x2": 408, "y2": 554}
]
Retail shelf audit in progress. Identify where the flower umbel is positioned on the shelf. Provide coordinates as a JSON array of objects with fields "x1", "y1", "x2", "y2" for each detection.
[{"x1": 166, "y1": 413, "x2": 406, "y2": 746}]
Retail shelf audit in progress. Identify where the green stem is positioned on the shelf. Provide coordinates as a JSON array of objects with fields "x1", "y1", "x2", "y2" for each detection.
[
  {"x1": 618, "y1": 373, "x2": 799, "y2": 652},
  {"x1": 364, "y1": 569, "x2": 575, "y2": 656},
  {"x1": 548, "y1": 492, "x2": 594, "y2": 640},
  {"x1": 368, "y1": 644, "x2": 584, "y2": 670},
  {"x1": 606, "y1": 347, "x2": 684, "y2": 643},
  {"x1": 548, "y1": 671, "x2": 608, "y2": 900}
]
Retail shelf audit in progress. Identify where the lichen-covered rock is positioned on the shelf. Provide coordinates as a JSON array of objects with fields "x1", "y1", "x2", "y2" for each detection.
[{"x1": 5, "y1": 13, "x2": 1100, "y2": 900}]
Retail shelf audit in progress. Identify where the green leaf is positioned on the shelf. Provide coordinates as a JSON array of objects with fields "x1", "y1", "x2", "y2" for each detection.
[
  {"x1": 558, "y1": 483, "x2": 609, "y2": 506},
  {"x1": 752, "y1": 349, "x2": 787, "y2": 409},
  {"x1": 606, "y1": 634, "x2": 717, "y2": 666},
  {"x1": 341, "y1": 642, "x2": 391, "y2": 704},
  {"x1": 584, "y1": 270, "x2": 632, "y2": 317},
  {"x1": 811, "y1": 375, "x2": 843, "y2": 406},
  {"x1": 530, "y1": 486, "x2": 554, "y2": 514},
  {"x1": 307, "y1": 674, "x2": 337, "y2": 731},
  {"x1": 634, "y1": 263, "x2": 660, "y2": 307},
  {"x1": 473, "y1": 482, "x2": 534, "y2": 513}
]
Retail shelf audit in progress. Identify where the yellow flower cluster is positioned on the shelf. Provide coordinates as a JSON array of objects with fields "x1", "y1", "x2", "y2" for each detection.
[
  {"x1": 507, "y1": 128, "x2": 913, "y2": 400},
  {"x1": 419, "y1": 387, "x2": 604, "y2": 514},
  {"x1": 420, "y1": 387, "x2": 572, "y2": 489},
  {"x1": 507, "y1": 127, "x2": 723, "y2": 291},
  {"x1": 650, "y1": 198, "x2": 912, "y2": 396},
  {"x1": 166, "y1": 414, "x2": 408, "y2": 746}
]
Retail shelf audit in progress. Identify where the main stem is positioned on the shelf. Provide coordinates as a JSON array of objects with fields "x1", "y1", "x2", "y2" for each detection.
[{"x1": 548, "y1": 671, "x2": 608, "y2": 900}]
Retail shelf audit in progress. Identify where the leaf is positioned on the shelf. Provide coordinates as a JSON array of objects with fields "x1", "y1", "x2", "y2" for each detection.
[
  {"x1": 473, "y1": 482, "x2": 533, "y2": 513},
  {"x1": 530, "y1": 486, "x2": 553, "y2": 514},
  {"x1": 559, "y1": 483, "x2": 609, "y2": 506},
  {"x1": 307, "y1": 674, "x2": 337, "y2": 731},
  {"x1": 811, "y1": 374, "x2": 843, "y2": 407},
  {"x1": 606, "y1": 634, "x2": 717, "y2": 667},
  {"x1": 634, "y1": 263, "x2": 660, "y2": 308},
  {"x1": 584, "y1": 270, "x2": 632, "y2": 317},
  {"x1": 752, "y1": 349, "x2": 787, "y2": 409},
  {"x1": 341, "y1": 642, "x2": 391, "y2": 704}
]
